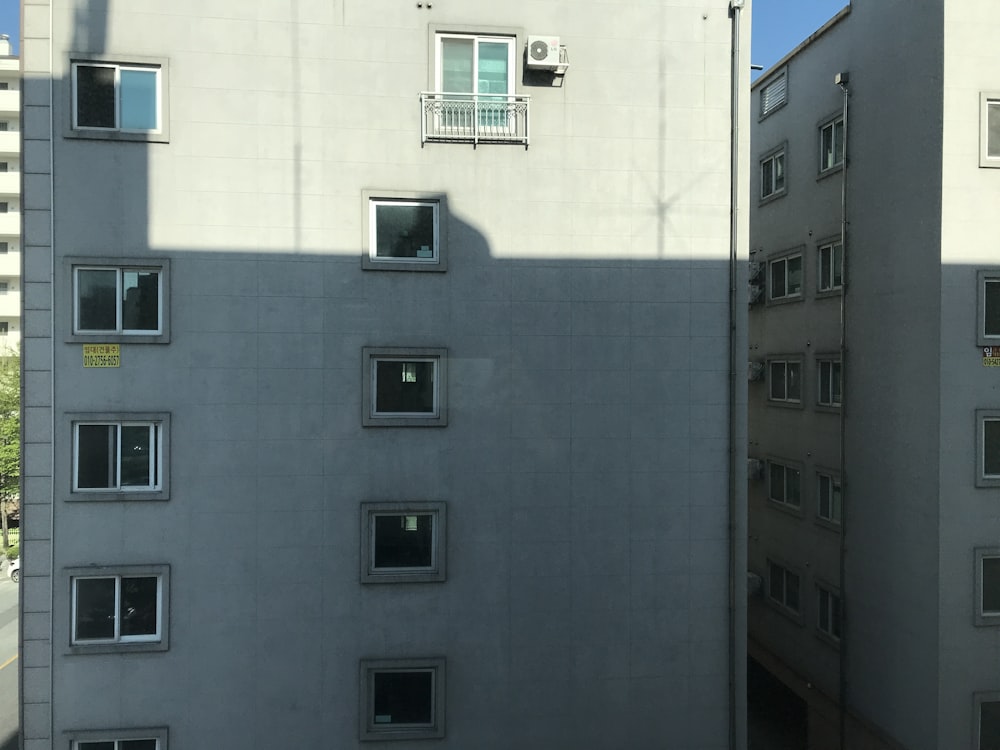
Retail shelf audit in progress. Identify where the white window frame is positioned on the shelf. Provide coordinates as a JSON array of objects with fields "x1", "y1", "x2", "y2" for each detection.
[
  {"x1": 68, "y1": 55, "x2": 170, "y2": 143},
  {"x1": 362, "y1": 347, "x2": 448, "y2": 427},
  {"x1": 980, "y1": 92, "x2": 1000, "y2": 168},
  {"x1": 434, "y1": 33, "x2": 516, "y2": 96},
  {"x1": 817, "y1": 358, "x2": 842, "y2": 407},
  {"x1": 977, "y1": 410, "x2": 1000, "y2": 488},
  {"x1": 361, "y1": 191, "x2": 447, "y2": 272},
  {"x1": 768, "y1": 358, "x2": 802, "y2": 404},
  {"x1": 816, "y1": 472, "x2": 842, "y2": 525},
  {"x1": 68, "y1": 728, "x2": 168, "y2": 750},
  {"x1": 768, "y1": 253, "x2": 803, "y2": 301},
  {"x1": 69, "y1": 413, "x2": 170, "y2": 501},
  {"x1": 975, "y1": 548, "x2": 1000, "y2": 627},
  {"x1": 819, "y1": 115, "x2": 845, "y2": 173},
  {"x1": 359, "y1": 657, "x2": 446, "y2": 741},
  {"x1": 67, "y1": 565, "x2": 169, "y2": 654},
  {"x1": 818, "y1": 240, "x2": 843, "y2": 292},
  {"x1": 361, "y1": 502, "x2": 447, "y2": 584},
  {"x1": 768, "y1": 461, "x2": 801, "y2": 509},
  {"x1": 760, "y1": 147, "x2": 786, "y2": 201},
  {"x1": 974, "y1": 692, "x2": 1000, "y2": 750},
  {"x1": 759, "y1": 69, "x2": 787, "y2": 118},
  {"x1": 816, "y1": 585, "x2": 841, "y2": 642},
  {"x1": 978, "y1": 270, "x2": 1000, "y2": 346},
  {"x1": 67, "y1": 257, "x2": 170, "y2": 343},
  {"x1": 767, "y1": 559, "x2": 801, "y2": 615}
]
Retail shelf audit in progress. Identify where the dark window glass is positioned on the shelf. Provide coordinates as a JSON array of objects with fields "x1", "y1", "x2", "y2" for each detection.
[
  {"x1": 982, "y1": 700, "x2": 1000, "y2": 750},
  {"x1": 120, "y1": 576, "x2": 158, "y2": 637},
  {"x1": 986, "y1": 420, "x2": 1000, "y2": 477},
  {"x1": 76, "y1": 65, "x2": 116, "y2": 128},
  {"x1": 374, "y1": 514, "x2": 434, "y2": 569},
  {"x1": 785, "y1": 468, "x2": 801, "y2": 506},
  {"x1": 770, "y1": 261, "x2": 786, "y2": 298},
  {"x1": 374, "y1": 203, "x2": 436, "y2": 259},
  {"x1": 122, "y1": 741, "x2": 158, "y2": 750},
  {"x1": 122, "y1": 271, "x2": 159, "y2": 331},
  {"x1": 768, "y1": 464, "x2": 785, "y2": 503},
  {"x1": 120, "y1": 425, "x2": 153, "y2": 487},
  {"x1": 989, "y1": 101, "x2": 1000, "y2": 159},
  {"x1": 786, "y1": 362, "x2": 801, "y2": 401},
  {"x1": 375, "y1": 360, "x2": 436, "y2": 414},
  {"x1": 983, "y1": 557, "x2": 1000, "y2": 613},
  {"x1": 0, "y1": 163, "x2": 7, "y2": 172},
  {"x1": 373, "y1": 671, "x2": 434, "y2": 725},
  {"x1": 77, "y1": 424, "x2": 116, "y2": 489},
  {"x1": 986, "y1": 279, "x2": 1000, "y2": 337},
  {"x1": 769, "y1": 362, "x2": 786, "y2": 400},
  {"x1": 78, "y1": 269, "x2": 118, "y2": 331},
  {"x1": 785, "y1": 571, "x2": 800, "y2": 611},
  {"x1": 768, "y1": 562, "x2": 783, "y2": 602},
  {"x1": 75, "y1": 578, "x2": 116, "y2": 640},
  {"x1": 78, "y1": 743, "x2": 116, "y2": 750},
  {"x1": 0, "y1": 242, "x2": 7, "y2": 254}
]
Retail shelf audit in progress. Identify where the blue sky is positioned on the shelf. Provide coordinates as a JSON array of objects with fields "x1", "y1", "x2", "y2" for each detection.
[{"x1": 0, "y1": 1, "x2": 847, "y2": 75}]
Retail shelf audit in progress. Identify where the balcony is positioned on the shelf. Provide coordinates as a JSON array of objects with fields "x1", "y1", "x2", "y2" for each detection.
[
  {"x1": 0, "y1": 132, "x2": 18, "y2": 155},
  {"x1": 0, "y1": 213, "x2": 19, "y2": 236},
  {"x1": 0, "y1": 89, "x2": 19, "y2": 115},
  {"x1": 0, "y1": 292, "x2": 20, "y2": 319},
  {"x1": 419, "y1": 92, "x2": 530, "y2": 147},
  {"x1": 0, "y1": 172, "x2": 18, "y2": 196}
]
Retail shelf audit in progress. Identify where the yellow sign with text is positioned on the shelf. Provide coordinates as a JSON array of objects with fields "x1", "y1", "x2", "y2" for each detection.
[
  {"x1": 83, "y1": 344, "x2": 121, "y2": 368},
  {"x1": 985, "y1": 347, "x2": 1000, "y2": 367}
]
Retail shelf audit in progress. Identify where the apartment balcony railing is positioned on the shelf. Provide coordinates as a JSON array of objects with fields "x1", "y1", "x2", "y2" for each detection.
[
  {"x1": 0, "y1": 213, "x2": 20, "y2": 236},
  {"x1": 0, "y1": 89, "x2": 19, "y2": 115},
  {"x1": 420, "y1": 92, "x2": 530, "y2": 147},
  {"x1": 0, "y1": 132, "x2": 18, "y2": 155},
  {"x1": 0, "y1": 292, "x2": 20, "y2": 318},
  {"x1": 0, "y1": 172, "x2": 18, "y2": 195}
]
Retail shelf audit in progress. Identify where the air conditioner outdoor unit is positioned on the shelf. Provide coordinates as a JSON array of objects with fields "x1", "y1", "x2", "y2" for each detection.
[
  {"x1": 527, "y1": 35, "x2": 562, "y2": 69},
  {"x1": 748, "y1": 361, "x2": 765, "y2": 382},
  {"x1": 747, "y1": 458, "x2": 764, "y2": 480},
  {"x1": 748, "y1": 283, "x2": 764, "y2": 305},
  {"x1": 749, "y1": 261, "x2": 764, "y2": 282}
]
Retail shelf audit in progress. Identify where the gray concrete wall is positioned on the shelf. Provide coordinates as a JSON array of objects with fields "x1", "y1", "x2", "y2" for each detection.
[{"x1": 22, "y1": 1, "x2": 749, "y2": 747}]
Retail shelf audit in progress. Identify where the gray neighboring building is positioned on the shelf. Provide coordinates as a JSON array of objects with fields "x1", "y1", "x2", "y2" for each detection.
[
  {"x1": 20, "y1": 0, "x2": 751, "y2": 748},
  {"x1": 749, "y1": 2, "x2": 1000, "y2": 749}
]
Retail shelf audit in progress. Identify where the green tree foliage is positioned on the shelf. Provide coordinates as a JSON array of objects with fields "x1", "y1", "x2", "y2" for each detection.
[{"x1": 0, "y1": 350, "x2": 19, "y2": 549}]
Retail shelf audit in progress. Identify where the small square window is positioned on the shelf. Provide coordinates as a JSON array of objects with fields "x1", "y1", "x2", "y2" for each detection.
[
  {"x1": 0, "y1": 282, "x2": 8, "y2": 295},
  {"x1": 67, "y1": 565, "x2": 169, "y2": 653},
  {"x1": 0, "y1": 203, "x2": 7, "y2": 213},
  {"x1": 69, "y1": 413, "x2": 169, "y2": 500},
  {"x1": 0, "y1": 242, "x2": 7, "y2": 254},
  {"x1": 977, "y1": 411, "x2": 1000, "y2": 488},
  {"x1": 817, "y1": 359, "x2": 842, "y2": 407},
  {"x1": 976, "y1": 693, "x2": 1000, "y2": 750},
  {"x1": 818, "y1": 240, "x2": 843, "y2": 292},
  {"x1": 67, "y1": 258, "x2": 170, "y2": 343},
  {"x1": 0, "y1": 162, "x2": 7, "y2": 172},
  {"x1": 979, "y1": 271, "x2": 1000, "y2": 346},
  {"x1": 362, "y1": 192, "x2": 447, "y2": 272},
  {"x1": 759, "y1": 70, "x2": 787, "y2": 118},
  {"x1": 976, "y1": 549, "x2": 1000, "y2": 626},
  {"x1": 360, "y1": 658, "x2": 445, "y2": 741},
  {"x1": 0, "y1": 122, "x2": 7, "y2": 132},
  {"x1": 760, "y1": 149, "x2": 785, "y2": 201},
  {"x1": 68, "y1": 57, "x2": 169, "y2": 143},
  {"x1": 361, "y1": 502, "x2": 446, "y2": 583},
  {"x1": 820, "y1": 116, "x2": 845, "y2": 172},
  {"x1": 363, "y1": 347, "x2": 447, "y2": 427},
  {"x1": 768, "y1": 359, "x2": 802, "y2": 403},
  {"x1": 769, "y1": 254, "x2": 802, "y2": 301},
  {"x1": 981, "y1": 93, "x2": 1000, "y2": 168},
  {"x1": 0, "y1": 323, "x2": 8, "y2": 337},
  {"x1": 767, "y1": 560, "x2": 800, "y2": 614},
  {"x1": 817, "y1": 473, "x2": 841, "y2": 525},
  {"x1": 768, "y1": 461, "x2": 801, "y2": 509},
  {"x1": 68, "y1": 728, "x2": 168, "y2": 750},
  {"x1": 816, "y1": 586, "x2": 841, "y2": 641}
]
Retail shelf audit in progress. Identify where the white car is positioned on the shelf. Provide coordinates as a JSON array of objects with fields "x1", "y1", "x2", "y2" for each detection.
[{"x1": 8, "y1": 558, "x2": 18, "y2": 583}]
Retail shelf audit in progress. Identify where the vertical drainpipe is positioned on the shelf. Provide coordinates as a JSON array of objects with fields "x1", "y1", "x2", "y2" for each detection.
[
  {"x1": 835, "y1": 70, "x2": 850, "y2": 750},
  {"x1": 728, "y1": 2, "x2": 748, "y2": 750}
]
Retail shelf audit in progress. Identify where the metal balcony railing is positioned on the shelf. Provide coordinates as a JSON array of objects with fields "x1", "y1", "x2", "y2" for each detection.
[{"x1": 420, "y1": 92, "x2": 530, "y2": 147}]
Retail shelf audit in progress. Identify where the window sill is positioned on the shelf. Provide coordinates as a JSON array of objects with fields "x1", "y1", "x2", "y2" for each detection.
[
  {"x1": 815, "y1": 403, "x2": 842, "y2": 414},
  {"x1": 765, "y1": 295, "x2": 804, "y2": 308},
  {"x1": 65, "y1": 128, "x2": 169, "y2": 144},
  {"x1": 816, "y1": 164, "x2": 844, "y2": 181},
  {"x1": 767, "y1": 400, "x2": 804, "y2": 411},
  {"x1": 814, "y1": 629, "x2": 841, "y2": 650},
  {"x1": 767, "y1": 499, "x2": 803, "y2": 518},
  {"x1": 67, "y1": 333, "x2": 170, "y2": 345},
  {"x1": 814, "y1": 517, "x2": 842, "y2": 533},
  {"x1": 815, "y1": 287, "x2": 843, "y2": 300},
  {"x1": 67, "y1": 639, "x2": 168, "y2": 656},
  {"x1": 758, "y1": 190, "x2": 786, "y2": 207},
  {"x1": 68, "y1": 489, "x2": 169, "y2": 502},
  {"x1": 766, "y1": 598, "x2": 804, "y2": 626}
]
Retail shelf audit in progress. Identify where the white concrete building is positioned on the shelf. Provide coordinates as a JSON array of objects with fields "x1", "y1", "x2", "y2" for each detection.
[
  {"x1": 0, "y1": 36, "x2": 20, "y2": 352},
  {"x1": 20, "y1": 1, "x2": 751, "y2": 748},
  {"x1": 748, "y1": 3, "x2": 1000, "y2": 749}
]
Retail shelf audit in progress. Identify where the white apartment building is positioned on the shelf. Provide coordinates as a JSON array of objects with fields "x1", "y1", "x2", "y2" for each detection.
[
  {"x1": 0, "y1": 36, "x2": 20, "y2": 352},
  {"x1": 20, "y1": 1, "x2": 751, "y2": 748},
  {"x1": 749, "y1": 3, "x2": 1000, "y2": 749}
]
